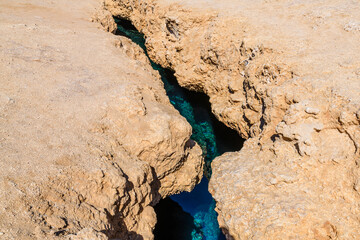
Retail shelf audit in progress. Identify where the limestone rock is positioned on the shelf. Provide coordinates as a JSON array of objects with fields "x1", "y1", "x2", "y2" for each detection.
[
  {"x1": 92, "y1": 7, "x2": 117, "y2": 34},
  {"x1": 0, "y1": 1, "x2": 202, "y2": 239},
  {"x1": 104, "y1": 0, "x2": 360, "y2": 239},
  {"x1": 210, "y1": 99, "x2": 360, "y2": 239},
  {"x1": 104, "y1": 0, "x2": 360, "y2": 138},
  {"x1": 66, "y1": 228, "x2": 108, "y2": 240}
]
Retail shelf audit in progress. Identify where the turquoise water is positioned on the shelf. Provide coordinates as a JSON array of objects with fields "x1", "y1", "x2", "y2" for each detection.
[{"x1": 114, "y1": 17, "x2": 243, "y2": 240}]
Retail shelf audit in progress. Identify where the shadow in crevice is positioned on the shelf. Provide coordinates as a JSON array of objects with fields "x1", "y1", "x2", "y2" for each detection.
[
  {"x1": 100, "y1": 180, "x2": 137, "y2": 239},
  {"x1": 100, "y1": 166, "x2": 162, "y2": 240},
  {"x1": 220, "y1": 228, "x2": 235, "y2": 240},
  {"x1": 101, "y1": 208, "x2": 144, "y2": 240},
  {"x1": 153, "y1": 198, "x2": 202, "y2": 240}
]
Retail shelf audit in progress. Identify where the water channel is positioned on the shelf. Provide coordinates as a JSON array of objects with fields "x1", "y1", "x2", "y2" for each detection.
[{"x1": 114, "y1": 17, "x2": 244, "y2": 240}]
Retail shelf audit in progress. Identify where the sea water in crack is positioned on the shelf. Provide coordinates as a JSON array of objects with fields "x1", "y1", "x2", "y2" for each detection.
[{"x1": 114, "y1": 17, "x2": 244, "y2": 240}]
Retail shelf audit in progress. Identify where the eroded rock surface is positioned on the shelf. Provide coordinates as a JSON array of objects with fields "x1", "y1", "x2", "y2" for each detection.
[
  {"x1": 0, "y1": 1, "x2": 202, "y2": 239},
  {"x1": 103, "y1": 0, "x2": 360, "y2": 239}
]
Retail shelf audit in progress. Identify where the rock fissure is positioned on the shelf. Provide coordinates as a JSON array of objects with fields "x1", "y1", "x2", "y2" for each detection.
[
  {"x1": 0, "y1": 1, "x2": 205, "y2": 239},
  {"x1": 112, "y1": 16, "x2": 244, "y2": 240},
  {"x1": 1, "y1": 0, "x2": 360, "y2": 239},
  {"x1": 102, "y1": 1, "x2": 360, "y2": 239}
]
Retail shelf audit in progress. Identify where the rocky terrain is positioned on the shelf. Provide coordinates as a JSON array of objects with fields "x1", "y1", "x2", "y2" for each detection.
[
  {"x1": 1, "y1": 0, "x2": 360, "y2": 239},
  {"x1": 104, "y1": 0, "x2": 360, "y2": 239},
  {"x1": 0, "y1": 0, "x2": 203, "y2": 239}
]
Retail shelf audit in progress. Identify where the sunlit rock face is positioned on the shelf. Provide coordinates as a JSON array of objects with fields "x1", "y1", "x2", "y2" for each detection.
[
  {"x1": 105, "y1": 0, "x2": 360, "y2": 239},
  {"x1": 0, "y1": 2, "x2": 203, "y2": 239},
  {"x1": 2, "y1": 0, "x2": 360, "y2": 239}
]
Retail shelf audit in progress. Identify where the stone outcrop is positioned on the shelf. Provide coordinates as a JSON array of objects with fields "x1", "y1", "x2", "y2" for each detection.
[
  {"x1": 2, "y1": 0, "x2": 360, "y2": 239},
  {"x1": 0, "y1": 1, "x2": 202, "y2": 239},
  {"x1": 104, "y1": 0, "x2": 360, "y2": 239}
]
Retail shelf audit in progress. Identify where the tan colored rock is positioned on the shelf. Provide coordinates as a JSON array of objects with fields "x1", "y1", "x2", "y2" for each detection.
[
  {"x1": 92, "y1": 7, "x2": 117, "y2": 34},
  {"x1": 210, "y1": 97, "x2": 360, "y2": 239},
  {"x1": 66, "y1": 228, "x2": 108, "y2": 240},
  {"x1": 0, "y1": 1, "x2": 202, "y2": 239},
  {"x1": 104, "y1": 0, "x2": 360, "y2": 138},
  {"x1": 104, "y1": 0, "x2": 360, "y2": 239}
]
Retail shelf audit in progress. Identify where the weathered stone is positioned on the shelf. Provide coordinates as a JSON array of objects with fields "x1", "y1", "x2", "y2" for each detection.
[
  {"x1": 0, "y1": 1, "x2": 202, "y2": 239},
  {"x1": 104, "y1": 0, "x2": 360, "y2": 239}
]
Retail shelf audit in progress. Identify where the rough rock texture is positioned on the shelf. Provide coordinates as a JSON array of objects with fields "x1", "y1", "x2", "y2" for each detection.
[
  {"x1": 0, "y1": 1, "x2": 202, "y2": 239},
  {"x1": 103, "y1": 0, "x2": 360, "y2": 239}
]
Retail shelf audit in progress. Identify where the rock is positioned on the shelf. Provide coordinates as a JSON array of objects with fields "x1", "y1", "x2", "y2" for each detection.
[
  {"x1": 46, "y1": 216, "x2": 67, "y2": 230},
  {"x1": 2, "y1": 0, "x2": 360, "y2": 239},
  {"x1": 344, "y1": 21, "x2": 360, "y2": 32},
  {"x1": 0, "y1": 1, "x2": 202, "y2": 240},
  {"x1": 104, "y1": 0, "x2": 360, "y2": 239},
  {"x1": 92, "y1": 8, "x2": 117, "y2": 34},
  {"x1": 104, "y1": 0, "x2": 360, "y2": 138},
  {"x1": 66, "y1": 228, "x2": 108, "y2": 240}
]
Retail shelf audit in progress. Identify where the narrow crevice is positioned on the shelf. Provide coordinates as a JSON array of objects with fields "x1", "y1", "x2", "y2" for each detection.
[
  {"x1": 114, "y1": 16, "x2": 244, "y2": 240},
  {"x1": 153, "y1": 198, "x2": 202, "y2": 240}
]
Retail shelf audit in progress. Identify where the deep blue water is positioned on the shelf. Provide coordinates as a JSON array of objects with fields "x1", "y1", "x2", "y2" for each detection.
[{"x1": 114, "y1": 17, "x2": 243, "y2": 240}]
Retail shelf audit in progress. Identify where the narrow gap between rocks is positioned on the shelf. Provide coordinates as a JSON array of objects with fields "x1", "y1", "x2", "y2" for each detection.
[{"x1": 114, "y1": 17, "x2": 244, "y2": 240}]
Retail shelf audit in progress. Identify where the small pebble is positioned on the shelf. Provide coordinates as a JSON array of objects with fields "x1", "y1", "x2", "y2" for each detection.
[
  {"x1": 344, "y1": 21, "x2": 360, "y2": 32},
  {"x1": 305, "y1": 107, "x2": 320, "y2": 115}
]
